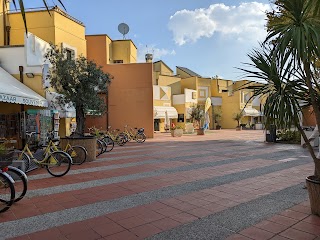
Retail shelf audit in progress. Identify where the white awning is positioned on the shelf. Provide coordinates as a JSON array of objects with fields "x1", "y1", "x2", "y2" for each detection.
[
  {"x1": 243, "y1": 108, "x2": 262, "y2": 117},
  {"x1": 154, "y1": 106, "x2": 178, "y2": 119},
  {"x1": 46, "y1": 92, "x2": 76, "y2": 118},
  {"x1": 0, "y1": 67, "x2": 48, "y2": 107}
]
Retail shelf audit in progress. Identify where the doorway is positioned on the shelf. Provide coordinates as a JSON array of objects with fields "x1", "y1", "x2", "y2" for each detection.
[{"x1": 154, "y1": 119, "x2": 160, "y2": 131}]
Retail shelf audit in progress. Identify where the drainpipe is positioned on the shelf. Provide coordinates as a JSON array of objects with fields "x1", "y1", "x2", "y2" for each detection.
[
  {"x1": 19, "y1": 66, "x2": 26, "y2": 146},
  {"x1": 106, "y1": 90, "x2": 109, "y2": 129},
  {"x1": 3, "y1": 0, "x2": 6, "y2": 44}
]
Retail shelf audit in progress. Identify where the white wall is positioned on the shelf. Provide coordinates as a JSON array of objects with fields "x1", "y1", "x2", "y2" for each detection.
[
  {"x1": 211, "y1": 97, "x2": 222, "y2": 106},
  {"x1": 0, "y1": 32, "x2": 50, "y2": 75},
  {"x1": 173, "y1": 94, "x2": 185, "y2": 105},
  {"x1": 25, "y1": 32, "x2": 51, "y2": 67},
  {"x1": 185, "y1": 88, "x2": 197, "y2": 103}
]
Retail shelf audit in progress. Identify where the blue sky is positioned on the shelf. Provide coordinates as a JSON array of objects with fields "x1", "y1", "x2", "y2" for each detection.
[{"x1": 17, "y1": 0, "x2": 272, "y2": 80}]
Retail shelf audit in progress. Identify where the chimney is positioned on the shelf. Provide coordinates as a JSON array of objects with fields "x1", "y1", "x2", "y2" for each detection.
[{"x1": 145, "y1": 53, "x2": 153, "y2": 63}]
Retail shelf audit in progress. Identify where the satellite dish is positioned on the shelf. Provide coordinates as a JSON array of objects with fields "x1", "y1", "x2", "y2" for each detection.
[{"x1": 118, "y1": 23, "x2": 130, "y2": 39}]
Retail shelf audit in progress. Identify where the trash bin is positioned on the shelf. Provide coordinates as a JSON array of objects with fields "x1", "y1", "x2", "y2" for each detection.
[{"x1": 266, "y1": 124, "x2": 277, "y2": 142}]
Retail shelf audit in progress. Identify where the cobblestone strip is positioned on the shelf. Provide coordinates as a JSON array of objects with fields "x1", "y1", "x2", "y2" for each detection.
[
  {"x1": 148, "y1": 184, "x2": 309, "y2": 240},
  {"x1": 0, "y1": 159, "x2": 312, "y2": 239}
]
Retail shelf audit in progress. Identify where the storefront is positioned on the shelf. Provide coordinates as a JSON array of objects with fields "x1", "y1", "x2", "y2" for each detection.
[{"x1": 0, "y1": 66, "x2": 48, "y2": 148}]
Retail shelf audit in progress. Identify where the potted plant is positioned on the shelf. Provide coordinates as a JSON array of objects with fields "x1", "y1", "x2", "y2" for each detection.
[
  {"x1": 189, "y1": 105, "x2": 205, "y2": 135},
  {"x1": 233, "y1": 112, "x2": 243, "y2": 131},
  {"x1": 0, "y1": 143, "x2": 14, "y2": 168},
  {"x1": 170, "y1": 124, "x2": 183, "y2": 137},
  {"x1": 213, "y1": 108, "x2": 222, "y2": 130},
  {"x1": 45, "y1": 45, "x2": 112, "y2": 161},
  {"x1": 238, "y1": 0, "x2": 320, "y2": 215}
]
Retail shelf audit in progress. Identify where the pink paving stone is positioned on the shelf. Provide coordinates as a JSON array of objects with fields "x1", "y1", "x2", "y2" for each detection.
[
  {"x1": 65, "y1": 228, "x2": 101, "y2": 240},
  {"x1": 292, "y1": 221, "x2": 320, "y2": 236},
  {"x1": 91, "y1": 222, "x2": 126, "y2": 237},
  {"x1": 116, "y1": 216, "x2": 149, "y2": 229},
  {"x1": 187, "y1": 207, "x2": 213, "y2": 218},
  {"x1": 279, "y1": 228, "x2": 317, "y2": 240},
  {"x1": 151, "y1": 218, "x2": 181, "y2": 231},
  {"x1": 239, "y1": 226, "x2": 275, "y2": 240},
  {"x1": 104, "y1": 230, "x2": 140, "y2": 240},
  {"x1": 278, "y1": 209, "x2": 309, "y2": 221},
  {"x1": 169, "y1": 212, "x2": 199, "y2": 224},
  {"x1": 130, "y1": 223, "x2": 162, "y2": 239},
  {"x1": 255, "y1": 220, "x2": 289, "y2": 234},
  {"x1": 303, "y1": 215, "x2": 320, "y2": 226},
  {"x1": 268, "y1": 215, "x2": 300, "y2": 227},
  {"x1": 154, "y1": 206, "x2": 182, "y2": 217}
]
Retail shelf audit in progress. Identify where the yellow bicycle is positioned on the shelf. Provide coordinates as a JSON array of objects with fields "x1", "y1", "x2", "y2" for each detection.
[{"x1": 15, "y1": 132, "x2": 72, "y2": 177}]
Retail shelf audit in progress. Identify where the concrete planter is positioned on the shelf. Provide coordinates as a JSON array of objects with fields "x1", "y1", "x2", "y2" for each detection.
[
  {"x1": 171, "y1": 129, "x2": 183, "y2": 137},
  {"x1": 236, "y1": 126, "x2": 242, "y2": 131},
  {"x1": 197, "y1": 129, "x2": 205, "y2": 135},
  {"x1": 306, "y1": 176, "x2": 320, "y2": 216},
  {"x1": 60, "y1": 137, "x2": 96, "y2": 162}
]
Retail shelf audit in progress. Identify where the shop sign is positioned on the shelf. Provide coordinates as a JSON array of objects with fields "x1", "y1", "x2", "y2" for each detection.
[{"x1": 0, "y1": 93, "x2": 48, "y2": 107}]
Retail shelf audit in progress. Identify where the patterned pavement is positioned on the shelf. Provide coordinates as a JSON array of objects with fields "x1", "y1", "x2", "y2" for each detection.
[{"x1": 0, "y1": 130, "x2": 319, "y2": 240}]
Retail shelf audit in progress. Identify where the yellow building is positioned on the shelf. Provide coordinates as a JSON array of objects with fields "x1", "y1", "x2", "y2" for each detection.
[
  {"x1": 211, "y1": 78, "x2": 264, "y2": 129},
  {"x1": 0, "y1": 4, "x2": 87, "y2": 140}
]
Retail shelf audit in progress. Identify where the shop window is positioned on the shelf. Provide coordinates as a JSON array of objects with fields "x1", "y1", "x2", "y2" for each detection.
[{"x1": 178, "y1": 114, "x2": 184, "y2": 123}]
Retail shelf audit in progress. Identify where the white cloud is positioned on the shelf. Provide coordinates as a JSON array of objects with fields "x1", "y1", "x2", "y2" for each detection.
[
  {"x1": 168, "y1": 2, "x2": 271, "y2": 45},
  {"x1": 137, "y1": 44, "x2": 176, "y2": 62}
]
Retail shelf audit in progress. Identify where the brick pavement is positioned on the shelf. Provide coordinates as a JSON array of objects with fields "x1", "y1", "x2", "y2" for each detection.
[{"x1": 0, "y1": 130, "x2": 319, "y2": 240}]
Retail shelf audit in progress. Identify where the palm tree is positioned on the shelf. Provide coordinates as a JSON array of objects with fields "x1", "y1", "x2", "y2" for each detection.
[
  {"x1": 10, "y1": 0, "x2": 65, "y2": 32},
  {"x1": 233, "y1": 112, "x2": 243, "y2": 128},
  {"x1": 239, "y1": 0, "x2": 320, "y2": 215}
]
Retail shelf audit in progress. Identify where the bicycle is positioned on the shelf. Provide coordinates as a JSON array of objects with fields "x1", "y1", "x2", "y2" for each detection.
[
  {"x1": 0, "y1": 151, "x2": 16, "y2": 213},
  {"x1": 88, "y1": 127, "x2": 115, "y2": 156},
  {"x1": 15, "y1": 132, "x2": 72, "y2": 177},
  {"x1": 105, "y1": 126, "x2": 126, "y2": 146},
  {"x1": 122, "y1": 125, "x2": 146, "y2": 143},
  {"x1": 47, "y1": 132, "x2": 87, "y2": 165}
]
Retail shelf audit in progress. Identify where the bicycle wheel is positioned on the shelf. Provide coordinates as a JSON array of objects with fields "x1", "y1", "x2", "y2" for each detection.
[
  {"x1": 116, "y1": 135, "x2": 126, "y2": 146},
  {"x1": 7, "y1": 166, "x2": 28, "y2": 202},
  {"x1": 135, "y1": 133, "x2": 146, "y2": 143},
  {"x1": 103, "y1": 136, "x2": 114, "y2": 152},
  {"x1": 96, "y1": 139, "x2": 104, "y2": 156},
  {"x1": 12, "y1": 150, "x2": 30, "y2": 172},
  {"x1": 0, "y1": 172, "x2": 15, "y2": 213},
  {"x1": 68, "y1": 146, "x2": 87, "y2": 165},
  {"x1": 46, "y1": 151, "x2": 72, "y2": 177}
]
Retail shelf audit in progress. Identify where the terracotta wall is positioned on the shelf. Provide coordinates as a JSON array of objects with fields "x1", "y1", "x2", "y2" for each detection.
[
  {"x1": 104, "y1": 63, "x2": 154, "y2": 138},
  {"x1": 302, "y1": 106, "x2": 317, "y2": 126}
]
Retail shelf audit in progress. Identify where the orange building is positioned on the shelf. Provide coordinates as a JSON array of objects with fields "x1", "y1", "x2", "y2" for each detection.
[{"x1": 85, "y1": 35, "x2": 154, "y2": 138}]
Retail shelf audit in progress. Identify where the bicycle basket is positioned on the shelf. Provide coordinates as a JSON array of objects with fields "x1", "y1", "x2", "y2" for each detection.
[
  {"x1": 0, "y1": 151, "x2": 14, "y2": 168},
  {"x1": 138, "y1": 128, "x2": 144, "y2": 133}
]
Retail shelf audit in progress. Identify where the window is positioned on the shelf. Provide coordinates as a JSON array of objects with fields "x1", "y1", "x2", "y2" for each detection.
[
  {"x1": 192, "y1": 92, "x2": 197, "y2": 99},
  {"x1": 113, "y1": 60, "x2": 123, "y2": 64},
  {"x1": 66, "y1": 49, "x2": 72, "y2": 60},
  {"x1": 178, "y1": 114, "x2": 184, "y2": 122}
]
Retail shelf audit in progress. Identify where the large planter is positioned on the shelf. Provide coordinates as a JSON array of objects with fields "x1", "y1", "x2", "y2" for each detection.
[
  {"x1": 306, "y1": 176, "x2": 320, "y2": 216},
  {"x1": 236, "y1": 126, "x2": 242, "y2": 131},
  {"x1": 197, "y1": 129, "x2": 205, "y2": 135},
  {"x1": 60, "y1": 137, "x2": 96, "y2": 162},
  {"x1": 171, "y1": 129, "x2": 183, "y2": 137}
]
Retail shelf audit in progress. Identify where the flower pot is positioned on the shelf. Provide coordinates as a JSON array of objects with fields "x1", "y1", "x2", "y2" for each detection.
[
  {"x1": 236, "y1": 126, "x2": 242, "y2": 131},
  {"x1": 197, "y1": 129, "x2": 205, "y2": 135},
  {"x1": 306, "y1": 176, "x2": 320, "y2": 216},
  {"x1": 171, "y1": 129, "x2": 183, "y2": 137}
]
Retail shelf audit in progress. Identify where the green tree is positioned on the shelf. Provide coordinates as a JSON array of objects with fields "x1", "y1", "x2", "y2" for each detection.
[
  {"x1": 190, "y1": 105, "x2": 204, "y2": 127},
  {"x1": 233, "y1": 112, "x2": 243, "y2": 127},
  {"x1": 45, "y1": 45, "x2": 112, "y2": 136},
  {"x1": 239, "y1": 0, "x2": 320, "y2": 179}
]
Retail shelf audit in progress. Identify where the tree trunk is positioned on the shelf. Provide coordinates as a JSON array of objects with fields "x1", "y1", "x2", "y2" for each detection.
[
  {"x1": 304, "y1": 63, "x2": 320, "y2": 179},
  {"x1": 76, "y1": 106, "x2": 86, "y2": 136}
]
